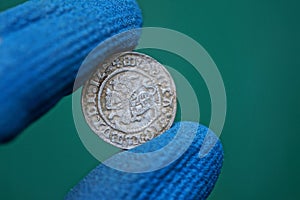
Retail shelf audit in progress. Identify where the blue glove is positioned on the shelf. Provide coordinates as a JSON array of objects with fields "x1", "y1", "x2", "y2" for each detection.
[{"x1": 0, "y1": 0, "x2": 223, "y2": 199}]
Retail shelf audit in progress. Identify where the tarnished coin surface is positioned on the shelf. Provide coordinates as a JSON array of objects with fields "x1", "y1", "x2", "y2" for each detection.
[{"x1": 81, "y1": 52, "x2": 176, "y2": 149}]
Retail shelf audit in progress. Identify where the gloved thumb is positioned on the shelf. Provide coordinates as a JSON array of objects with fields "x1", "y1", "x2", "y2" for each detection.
[
  {"x1": 0, "y1": 0, "x2": 142, "y2": 142},
  {"x1": 65, "y1": 122, "x2": 224, "y2": 200}
]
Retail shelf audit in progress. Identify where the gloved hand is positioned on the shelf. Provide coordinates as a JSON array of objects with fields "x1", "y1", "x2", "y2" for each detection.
[{"x1": 0, "y1": 1, "x2": 223, "y2": 199}]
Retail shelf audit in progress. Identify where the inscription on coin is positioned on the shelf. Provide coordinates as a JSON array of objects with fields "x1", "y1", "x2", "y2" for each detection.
[{"x1": 81, "y1": 52, "x2": 176, "y2": 149}]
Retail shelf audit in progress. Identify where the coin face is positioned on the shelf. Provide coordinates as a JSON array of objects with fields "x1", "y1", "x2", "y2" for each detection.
[{"x1": 81, "y1": 52, "x2": 176, "y2": 149}]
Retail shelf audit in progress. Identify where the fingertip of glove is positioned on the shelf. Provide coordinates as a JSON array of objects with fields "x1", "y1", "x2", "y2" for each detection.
[
  {"x1": 65, "y1": 121, "x2": 223, "y2": 200},
  {"x1": 131, "y1": 121, "x2": 224, "y2": 168},
  {"x1": 134, "y1": 121, "x2": 224, "y2": 199},
  {"x1": 0, "y1": 0, "x2": 143, "y2": 143}
]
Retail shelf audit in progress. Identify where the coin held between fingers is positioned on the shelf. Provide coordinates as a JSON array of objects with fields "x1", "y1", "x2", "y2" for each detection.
[{"x1": 81, "y1": 52, "x2": 177, "y2": 149}]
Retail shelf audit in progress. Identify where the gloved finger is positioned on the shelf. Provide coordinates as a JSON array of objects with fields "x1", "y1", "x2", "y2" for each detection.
[
  {"x1": 65, "y1": 121, "x2": 224, "y2": 200},
  {"x1": 0, "y1": 0, "x2": 142, "y2": 143}
]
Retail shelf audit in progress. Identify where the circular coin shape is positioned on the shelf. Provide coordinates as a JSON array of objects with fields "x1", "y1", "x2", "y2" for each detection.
[{"x1": 81, "y1": 52, "x2": 177, "y2": 149}]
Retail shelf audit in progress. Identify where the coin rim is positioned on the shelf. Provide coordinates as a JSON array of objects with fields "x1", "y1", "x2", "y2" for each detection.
[{"x1": 81, "y1": 51, "x2": 177, "y2": 149}]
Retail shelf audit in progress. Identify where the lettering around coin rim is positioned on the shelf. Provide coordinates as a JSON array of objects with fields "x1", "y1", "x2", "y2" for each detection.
[{"x1": 81, "y1": 51, "x2": 177, "y2": 149}]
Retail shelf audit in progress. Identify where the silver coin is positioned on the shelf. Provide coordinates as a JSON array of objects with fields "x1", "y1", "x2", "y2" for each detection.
[{"x1": 81, "y1": 52, "x2": 177, "y2": 149}]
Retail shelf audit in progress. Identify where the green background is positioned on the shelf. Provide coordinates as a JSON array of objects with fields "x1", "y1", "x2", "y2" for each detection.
[{"x1": 1, "y1": 0, "x2": 299, "y2": 199}]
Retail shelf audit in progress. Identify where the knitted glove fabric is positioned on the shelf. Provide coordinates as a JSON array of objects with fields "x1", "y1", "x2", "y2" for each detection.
[
  {"x1": 0, "y1": 0, "x2": 142, "y2": 142},
  {"x1": 66, "y1": 122, "x2": 223, "y2": 200},
  {"x1": 0, "y1": 1, "x2": 224, "y2": 200}
]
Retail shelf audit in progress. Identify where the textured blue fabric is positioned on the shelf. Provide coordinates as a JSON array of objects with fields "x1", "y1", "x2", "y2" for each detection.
[
  {"x1": 0, "y1": 1, "x2": 224, "y2": 199},
  {"x1": 0, "y1": 0, "x2": 142, "y2": 142},
  {"x1": 65, "y1": 122, "x2": 223, "y2": 200}
]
